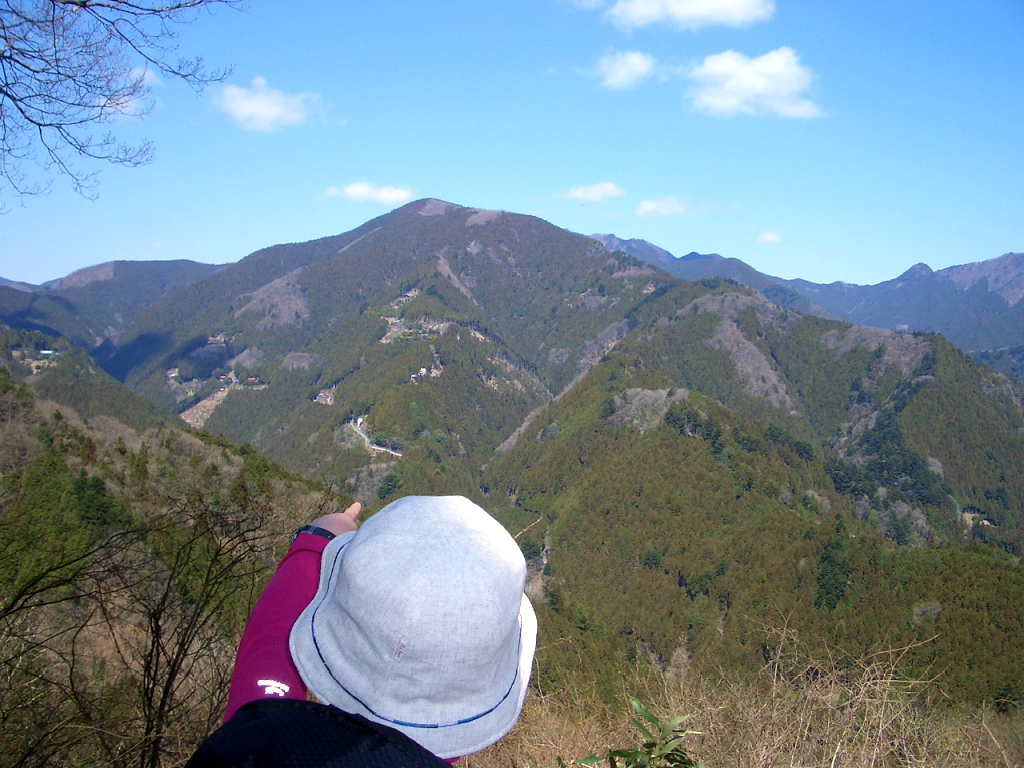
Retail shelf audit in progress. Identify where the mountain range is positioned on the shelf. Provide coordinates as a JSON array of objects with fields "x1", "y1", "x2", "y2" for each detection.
[
  {"x1": 0, "y1": 260, "x2": 222, "y2": 349},
  {"x1": 2, "y1": 199, "x2": 1023, "y2": 707},
  {"x1": 593, "y1": 233, "x2": 1024, "y2": 377}
]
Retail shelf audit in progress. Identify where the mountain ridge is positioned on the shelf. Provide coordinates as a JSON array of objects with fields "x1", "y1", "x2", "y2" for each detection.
[
  {"x1": 592, "y1": 232, "x2": 1024, "y2": 370},
  {"x1": 4, "y1": 201, "x2": 1024, "y2": 708},
  {"x1": 0, "y1": 259, "x2": 223, "y2": 349}
]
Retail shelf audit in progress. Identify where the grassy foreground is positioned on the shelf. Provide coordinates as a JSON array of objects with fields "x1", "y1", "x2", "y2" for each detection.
[{"x1": 469, "y1": 631, "x2": 1023, "y2": 768}]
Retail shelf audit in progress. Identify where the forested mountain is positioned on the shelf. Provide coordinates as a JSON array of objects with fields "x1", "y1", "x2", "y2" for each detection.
[
  {"x1": 4, "y1": 200, "x2": 1023, "y2": 720},
  {"x1": 474, "y1": 297, "x2": 1024, "y2": 703},
  {"x1": 603, "y1": 233, "x2": 1024, "y2": 373},
  {"x1": 62, "y1": 199, "x2": 1022, "y2": 706},
  {"x1": 92, "y1": 200, "x2": 677, "y2": 485},
  {"x1": 0, "y1": 259, "x2": 222, "y2": 349}
]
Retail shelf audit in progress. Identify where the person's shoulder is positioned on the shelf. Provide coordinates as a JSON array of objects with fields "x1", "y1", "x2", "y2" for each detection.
[{"x1": 187, "y1": 699, "x2": 450, "y2": 768}]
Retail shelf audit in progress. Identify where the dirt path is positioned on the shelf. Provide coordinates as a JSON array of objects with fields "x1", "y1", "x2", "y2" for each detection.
[{"x1": 349, "y1": 421, "x2": 403, "y2": 457}]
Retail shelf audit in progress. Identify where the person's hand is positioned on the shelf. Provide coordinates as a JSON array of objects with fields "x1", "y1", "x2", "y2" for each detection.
[{"x1": 310, "y1": 502, "x2": 362, "y2": 537}]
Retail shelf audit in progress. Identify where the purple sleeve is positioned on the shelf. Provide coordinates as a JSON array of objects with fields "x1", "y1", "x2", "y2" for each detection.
[{"x1": 223, "y1": 533, "x2": 329, "y2": 723}]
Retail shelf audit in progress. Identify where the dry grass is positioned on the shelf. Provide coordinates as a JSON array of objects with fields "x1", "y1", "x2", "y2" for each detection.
[
  {"x1": 462, "y1": 684, "x2": 637, "y2": 768},
  {"x1": 466, "y1": 630, "x2": 1023, "y2": 768}
]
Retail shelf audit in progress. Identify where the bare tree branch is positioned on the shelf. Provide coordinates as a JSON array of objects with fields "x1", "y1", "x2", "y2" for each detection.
[
  {"x1": 0, "y1": 489, "x2": 273, "y2": 768},
  {"x1": 0, "y1": 0, "x2": 237, "y2": 201}
]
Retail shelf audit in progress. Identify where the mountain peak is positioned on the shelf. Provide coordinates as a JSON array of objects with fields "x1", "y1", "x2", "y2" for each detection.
[
  {"x1": 0, "y1": 277, "x2": 39, "y2": 292},
  {"x1": 589, "y1": 234, "x2": 675, "y2": 265},
  {"x1": 679, "y1": 251, "x2": 723, "y2": 262},
  {"x1": 47, "y1": 262, "x2": 117, "y2": 290},
  {"x1": 416, "y1": 198, "x2": 462, "y2": 217},
  {"x1": 896, "y1": 262, "x2": 933, "y2": 280},
  {"x1": 938, "y1": 252, "x2": 1024, "y2": 307}
]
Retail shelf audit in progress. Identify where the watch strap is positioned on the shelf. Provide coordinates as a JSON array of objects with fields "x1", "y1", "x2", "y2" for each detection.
[{"x1": 292, "y1": 524, "x2": 337, "y2": 544}]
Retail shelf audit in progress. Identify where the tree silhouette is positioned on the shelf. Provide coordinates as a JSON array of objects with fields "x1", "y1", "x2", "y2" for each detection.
[{"x1": 0, "y1": 0, "x2": 236, "y2": 199}]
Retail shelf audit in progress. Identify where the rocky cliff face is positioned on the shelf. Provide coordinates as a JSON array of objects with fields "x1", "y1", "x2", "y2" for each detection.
[{"x1": 939, "y1": 252, "x2": 1024, "y2": 307}]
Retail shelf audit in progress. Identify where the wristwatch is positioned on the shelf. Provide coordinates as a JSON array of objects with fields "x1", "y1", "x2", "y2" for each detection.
[{"x1": 292, "y1": 524, "x2": 337, "y2": 544}]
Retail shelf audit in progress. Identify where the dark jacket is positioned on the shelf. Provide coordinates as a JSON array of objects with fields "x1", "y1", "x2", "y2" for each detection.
[{"x1": 187, "y1": 699, "x2": 450, "y2": 768}]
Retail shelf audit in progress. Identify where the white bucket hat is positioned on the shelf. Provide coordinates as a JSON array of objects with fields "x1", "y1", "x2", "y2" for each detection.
[{"x1": 289, "y1": 496, "x2": 538, "y2": 759}]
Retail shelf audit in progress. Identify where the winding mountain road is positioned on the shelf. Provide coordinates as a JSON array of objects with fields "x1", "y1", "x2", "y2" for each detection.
[{"x1": 349, "y1": 420, "x2": 403, "y2": 457}]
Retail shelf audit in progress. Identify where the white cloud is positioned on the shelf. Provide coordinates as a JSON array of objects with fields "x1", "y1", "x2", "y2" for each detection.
[
  {"x1": 686, "y1": 47, "x2": 822, "y2": 118},
  {"x1": 757, "y1": 231, "x2": 782, "y2": 245},
  {"x1": 119, "y1": 67, "x2": 162, "y2": 117},
  {"x1": 327, "y1": 182, "x2": 414, "y2": 206},
  {"x1": 561, "y1": 182, "x2": 625, "y2": 202},
  {"x1": 608, "y1": 0, "x2": 773, "y2": 29},
  {"x1": 214, "y1": 77, "x2": 319, "y2": 132},
  {"x1": 131, "y1": 67, "x2": 161, "y2": 88},
  {"x1": 596, "y1": 51, "x2": 657, "y2": 89},
  {"x1": 636, "y1": 197, "x2": 688, "y2": 217}
]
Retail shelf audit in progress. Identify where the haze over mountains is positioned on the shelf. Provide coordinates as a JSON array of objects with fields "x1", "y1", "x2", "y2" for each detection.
[
  {"x1": 593, "y1": 232, "x2": 1024, "y2": 377},
  {"x1": 0, "y1": 260, "x2": 222, "y2": 349},
  {"x1": 3, "y1": 198, "x2": 1024, "y2": 709}
]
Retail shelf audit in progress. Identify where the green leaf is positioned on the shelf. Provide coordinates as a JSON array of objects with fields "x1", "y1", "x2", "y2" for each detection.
[
  {"x1": 629, "y1": 698, "x2": 660, "y2": 727},
  {"x1": 628, "y1": 715, "x2": 656, "y2": 743},
  {"x1": 660, "y1": 714, "x2": 692, "y2": 738},
  {"x1": 607, "y1": 750, "x2": 636, "y2": 760}
]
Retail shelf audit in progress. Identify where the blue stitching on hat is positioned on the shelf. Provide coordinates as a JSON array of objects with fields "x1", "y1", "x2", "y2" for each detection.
[{"x1": 310, "y1": 538, "x2": 522, "y2": 729}]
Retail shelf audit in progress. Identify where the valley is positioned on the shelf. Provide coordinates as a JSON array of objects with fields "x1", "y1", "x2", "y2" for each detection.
[{"x1": 2, "y1": 199, "x2": 1023, "y2": 765}]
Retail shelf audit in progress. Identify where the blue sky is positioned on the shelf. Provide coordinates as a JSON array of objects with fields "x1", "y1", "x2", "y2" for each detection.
[{"x1": 2, "y1": 0, "x2": 1022, "y2": 286}]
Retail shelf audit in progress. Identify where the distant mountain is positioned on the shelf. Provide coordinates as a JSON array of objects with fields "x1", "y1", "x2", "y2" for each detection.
[
  {"x1": 785, "y1": 253, "x2": 1024, "y2": 357},
  {"x1": 0, "y1": 260, "x2": 222, "y2": 348},
  {"x1": 594, "y1": 234, "x2": 1024, "y2": 374},
  {"x1": 96, "y1": 200, "x2": 1024, "y2": 546},
  {"x1": 589, "y1": 233, "x2": 696, "y2": 269},
  {"x1": 593, "y1": 234, "x2": 841, "y2": 320},
  {"x1": 0, "y1": 277, "x2": 39, "y2": 292},
  {"x1": 591, "y1": 233, "x2": 727, "y2": 268}
]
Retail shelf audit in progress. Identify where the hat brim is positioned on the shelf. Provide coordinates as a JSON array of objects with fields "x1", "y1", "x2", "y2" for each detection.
[{"x1": 290, "y1": 532, "x2": 538, "y2": 760}]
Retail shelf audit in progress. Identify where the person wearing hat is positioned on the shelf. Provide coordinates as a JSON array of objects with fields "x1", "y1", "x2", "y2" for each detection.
[{"x1": 188, "y1": 495, "x2": 538, "y2": 767}]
